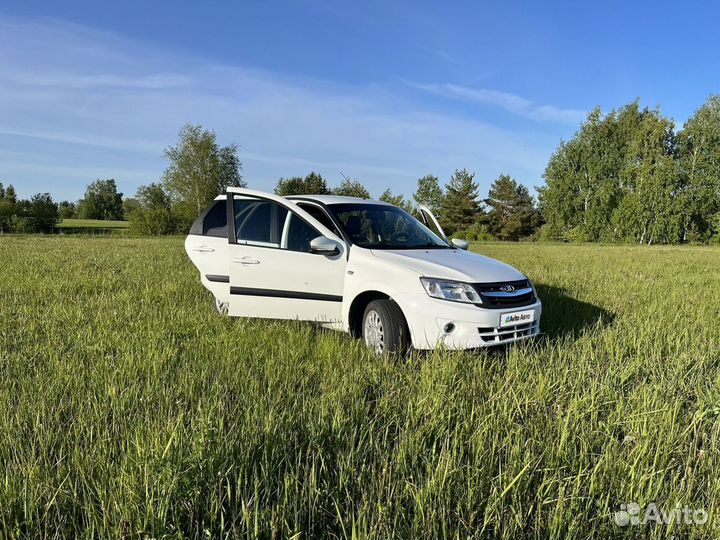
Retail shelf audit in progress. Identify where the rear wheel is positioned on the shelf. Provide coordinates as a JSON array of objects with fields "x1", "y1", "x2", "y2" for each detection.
[
  {"x1": 214, "y1": 297, "x2": 229, "y2": 316},
  {"x1": 362, "y1": 299, "x2": 409, "y2": 356}
]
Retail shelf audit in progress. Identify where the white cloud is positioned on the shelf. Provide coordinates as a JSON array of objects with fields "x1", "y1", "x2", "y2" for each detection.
[
  {"x1": 0, "y1": 16, "x2": 561, "y2": 201},
  {"x1": 1, "y1": 72, "x2": 191, "y2": 89},
  {"x1": 410, "y1": 82, "x2": 587, "y2": 124},
  {"x1": 0, "y1": 125, "x2": 163, "y2": 153}
]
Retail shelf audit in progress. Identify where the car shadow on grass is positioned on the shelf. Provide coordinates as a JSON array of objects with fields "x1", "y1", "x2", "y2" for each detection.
[
  {"x1": 534, "y1": 284, "x2": 615, "y2": 339},
  {"x1": 475, "y1": 284, "x2": 615, "y2": 360},
  {"x1": 282, "y1": 284, "x2": 614, "y2": 359}
]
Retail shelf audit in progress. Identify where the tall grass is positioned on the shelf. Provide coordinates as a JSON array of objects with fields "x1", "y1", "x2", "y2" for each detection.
[
  {"x1": 57, "y1": 219, "x2": 129, "y2": 229},
  {"x1": 57, "y1": 220, "x2": 129, "y2": 236},
  {"x1": 0, "y1": 237, "x2": 719, "y2": 539}
]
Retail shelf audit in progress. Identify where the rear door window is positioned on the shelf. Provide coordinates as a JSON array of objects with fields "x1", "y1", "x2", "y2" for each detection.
[
  {"x1": 202, "y1": 201, "x2": 227, "y2": 237},
  {"x1": 189, "y1": 199, "x2": 227, "y2": 237}
]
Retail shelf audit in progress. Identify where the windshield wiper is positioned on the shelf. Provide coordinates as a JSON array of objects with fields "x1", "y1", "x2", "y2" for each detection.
[
  {"x1": 400, "y1": 244, "x2": 451, "y2": 250},
  {"x1": 363, "y1": 243, "x2": 451, "y2": 250}
]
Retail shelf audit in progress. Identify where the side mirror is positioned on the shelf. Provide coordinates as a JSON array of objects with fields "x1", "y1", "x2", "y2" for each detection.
[
  {"x1": 310, "y1": 236, "x2": 341, "y2": 256},
  {"x1": 451, "y1": 238, "x2": 469, "y2": 250}
]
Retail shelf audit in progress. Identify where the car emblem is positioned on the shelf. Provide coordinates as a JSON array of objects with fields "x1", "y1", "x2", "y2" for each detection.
[{"x1": 499, "y1": 285, "x2": 516, "y2": 293}]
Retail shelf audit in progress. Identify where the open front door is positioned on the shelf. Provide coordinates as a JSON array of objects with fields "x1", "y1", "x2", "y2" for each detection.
[
  {"x1": 418, "y1": 204, "x2": 448, "y2": 241},
  {"x1": 226, "y1": 189, "x2": 347, "y2": 322}
]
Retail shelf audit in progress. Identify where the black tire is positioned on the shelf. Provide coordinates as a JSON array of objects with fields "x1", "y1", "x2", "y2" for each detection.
[{"x1": 362, "y1": 299, "x2": 410, "y2": 356}]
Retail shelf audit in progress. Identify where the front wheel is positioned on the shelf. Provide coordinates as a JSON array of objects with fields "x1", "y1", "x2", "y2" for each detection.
[{"x1": 362, "y1": 299, "x2": 409, "y2": 356}]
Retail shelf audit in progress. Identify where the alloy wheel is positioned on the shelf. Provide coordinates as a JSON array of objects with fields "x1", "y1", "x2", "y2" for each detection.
[{"x1": 364, "y1": 309, "x2": 385, "y2": 355}]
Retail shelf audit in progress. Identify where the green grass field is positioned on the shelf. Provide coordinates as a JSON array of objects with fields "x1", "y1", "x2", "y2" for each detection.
[
  {"x1": 58, "y1": 219, "x2": 129, "y2": 229},
  {"x1": 57, "y1": 219, "x2": 129, "y2": 236},
  {"x1": 1, "y1": 236, "x2": 719, "y2": 539}
]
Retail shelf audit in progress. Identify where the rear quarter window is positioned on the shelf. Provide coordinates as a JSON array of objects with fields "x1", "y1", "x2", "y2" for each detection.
[{"x1": 189, "y1": 200, "x2": 227, "y2": 237}]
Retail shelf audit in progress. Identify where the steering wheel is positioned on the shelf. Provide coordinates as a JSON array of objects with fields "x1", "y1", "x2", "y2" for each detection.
[{"x1": 388, "y1": 231, "x2": 410, "y2": 243}]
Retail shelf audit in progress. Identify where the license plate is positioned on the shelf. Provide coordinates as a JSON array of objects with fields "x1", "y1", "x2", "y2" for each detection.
[{"x1": 500, "y1": 309, "x2": 535, "y2": 328}]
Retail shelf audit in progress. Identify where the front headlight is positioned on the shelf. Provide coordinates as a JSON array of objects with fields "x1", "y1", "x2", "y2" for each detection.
[{"x1": 420, "y1": 277, "x2": 482, "y2": 304}]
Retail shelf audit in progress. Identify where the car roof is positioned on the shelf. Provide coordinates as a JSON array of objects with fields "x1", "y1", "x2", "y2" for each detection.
[
  {"x1": 286, "y1": 194, "x2": 391, "y2": 206},
  {"x1": 215, "y1": 192, "x2": 391, "y2": 206}
]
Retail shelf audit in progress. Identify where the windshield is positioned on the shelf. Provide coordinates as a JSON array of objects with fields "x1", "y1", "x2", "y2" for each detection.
[{"x1": 327, "y1": 203, "x2": 451, "y2": 249}]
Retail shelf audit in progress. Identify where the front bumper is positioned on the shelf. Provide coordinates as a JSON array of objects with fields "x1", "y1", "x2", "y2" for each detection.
[{"x1": 393, "y1": 292, "x2": 542, "y2": 350}]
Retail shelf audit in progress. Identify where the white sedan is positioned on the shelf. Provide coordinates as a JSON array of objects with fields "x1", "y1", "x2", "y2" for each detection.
[{"x1": 185, "y1": 188, "x2": 542, "y2": 355}]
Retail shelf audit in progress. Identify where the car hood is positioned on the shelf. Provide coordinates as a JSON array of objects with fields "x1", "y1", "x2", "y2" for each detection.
[{"x1": 370, "y1": 248, "x2": 526, "y2": 283}]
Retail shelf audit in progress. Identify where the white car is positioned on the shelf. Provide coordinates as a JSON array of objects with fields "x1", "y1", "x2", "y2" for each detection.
[{"x1": 185, "y1": 187, "x2": 541, "y2": 354}]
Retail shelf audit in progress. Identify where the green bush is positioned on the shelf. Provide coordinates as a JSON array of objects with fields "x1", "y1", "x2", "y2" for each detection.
[
  {"x1": 129, "y1": 208, "x2": 177, "y2": 235},
  {"x1": 711, "y1": 213, "x2": 720, "y2": 243},
  {"x1": 564, "y1": 225, "x2": 590, "y2": 243},
  {"x1": 538, "y1": 223, "x2": 564, "y2": 242},
  {"x1": 22, "y1": 193, "x2": 60, "y2": 233},
  {"x1": 455, "y1": 222, "x2": 495, "y2": 241}
]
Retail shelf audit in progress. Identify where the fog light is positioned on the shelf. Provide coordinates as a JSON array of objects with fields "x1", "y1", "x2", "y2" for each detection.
[{"x1": 443, "y1": 322, "x2": 456, "y2": 334}]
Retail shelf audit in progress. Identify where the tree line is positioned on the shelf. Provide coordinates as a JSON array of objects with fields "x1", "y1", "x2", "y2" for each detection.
[
  {"x1": 3, "y1": 121, "x2": 537, "y2": 240},
  {"x1": 273, "y1": 170, "x2": 540, "y2": 241},
  {"x1": 540, "y1": 96, "x2": 720, "y2": 244},
  {"x1": 3, "y1": 94, "x2": 718, "y2": 243},
  {"x1": 0, "y1": 125, "x2": 247, "y2": 235},
  {"x1": 0, "y1": 178, "x2": 133, "y2": 234},
  {"x1": 128, "y1": 134, "x2": 540, "y2": 242},
  {"x1": 0, "y1": 185, "x2": 61, "y2": 234}
]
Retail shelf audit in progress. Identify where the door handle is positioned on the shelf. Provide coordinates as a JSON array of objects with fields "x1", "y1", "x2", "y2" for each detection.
[
  {"x1": 192, "y1": 246, "x2": 215, "y2": 253},
  {"x1": 233, "y1": 256, "x2": 260, "y2": 265}
]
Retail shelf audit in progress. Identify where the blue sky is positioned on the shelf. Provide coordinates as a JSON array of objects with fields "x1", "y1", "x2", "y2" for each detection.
[{"x1": 1, "y1": 0, "x2": 718, "y2": 202}]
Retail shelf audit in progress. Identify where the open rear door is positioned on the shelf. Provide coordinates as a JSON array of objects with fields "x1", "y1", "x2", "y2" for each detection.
[{"x1": 418, "y1": 204, "x2": 448, "y2": 241}]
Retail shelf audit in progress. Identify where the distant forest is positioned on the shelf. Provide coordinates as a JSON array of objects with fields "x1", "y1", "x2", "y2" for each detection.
[{"x1": 2, "y1": 95, "x2": 719, "y2": 244}]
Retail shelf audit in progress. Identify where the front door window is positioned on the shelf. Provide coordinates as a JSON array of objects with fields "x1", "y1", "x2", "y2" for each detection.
[{"x1": 234, "y1": 199, "x2": 287, "y2": 247}]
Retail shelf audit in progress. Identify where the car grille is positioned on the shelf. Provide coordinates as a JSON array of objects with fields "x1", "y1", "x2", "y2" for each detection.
[
  {"x1": 472, "y1": 279, "x2": 536, "y2": 309},
  {"x1": 477, "y1": 321, "x2": 539, "y2": 344}
]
